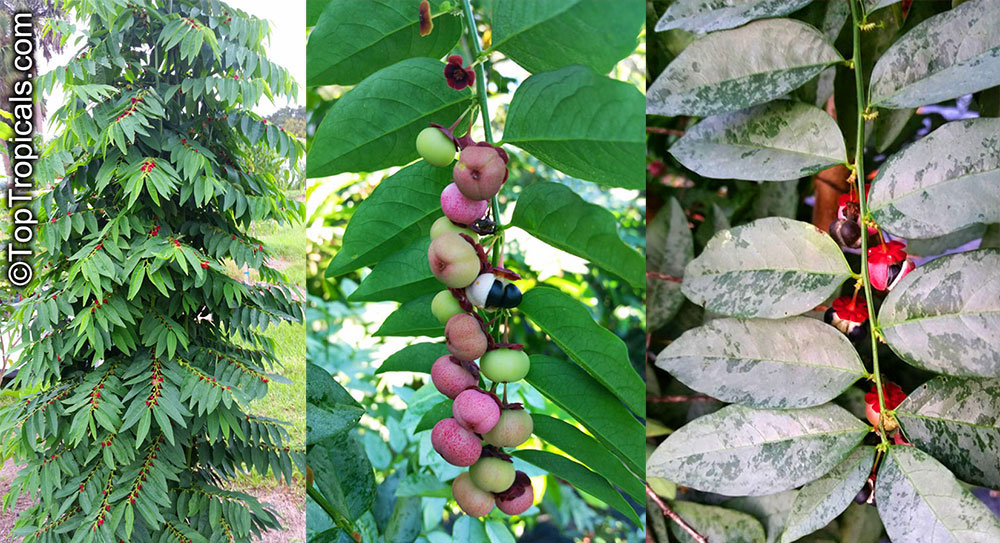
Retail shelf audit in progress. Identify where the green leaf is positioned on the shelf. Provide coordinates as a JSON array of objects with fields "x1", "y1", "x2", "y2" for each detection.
[
  {"x1": 348, "y1": 238, "x2": 441, "y2": 303},
  {"x1": 531, "y1": 414, "x2": 644, "y2": 502},
  {"x1": 647, "y1": 198, "x2": 692, "y2": 330},
  {"x1": 512, "y1": 449, "x2": 640, "y2": 525},
  {"x1": 897, "y1": 376, "x2": 1000, "y2": 488},
  {"x1": 327, "y1": 162, "x2": 451, "y2": 277},
  {"x1": 682, "y1": 217, "x2": 852, "y2": 318},
  {"x1": 306, "y1": 363, "x2": 365, "y2": 444},
  {"x1": 414, "y1": 399, "x2": 453, "y2": 433},
  {"x1": 307, "y1": 58, "x2": 471, "y2": 177},
  {"x1": 374, "y1": 342, "x2": 448, "y2": 374},
  {"x1": 906, "y1": 223, "x2": 987, "y2": 257},
  {"x1": 752, "y1": 179, "x2": 800, "y2": 220},
  {"x1": 525, "y1": 355, "x2": 645, "y2": 476},
  {"x1": 451, "y1": 517, "x2": 489, "y2": 543},
  {"x1": 308, "y1": 434, "x2": 377, "y2": 521},
  {"x1": 669, "y1": 101, "x2": 847, "y2": 181},
  {"x1": 725, "y1": 491, "x2": 798, "y2": 543},
  {"x1": 870, "y1": 107, "x2": 916, "y2": 153},
  {"x1": 656, "y1": 0, "x2": 813, "y2": 33},
  {"x1": 876, "y1": 446, "x2": 1000, "y2": 542},
  {"x1": 510, "y1": 182, "x2": 644, "y2": 289},
  {"x1": 503, "y1": 66, "x2": 644, "y2": 189},
  {"x1": 656, "y1": 317, "x2": 866, "y2": 409},
  {"x1": 868, "y1": 0, "x2": 1000, "y2": 108},
  {"x1": 519, "y1": 286, "x2": 644, "y2": 415},
  {"x1": 384, "y1": 495, "x2": 422, "y2": 543},
  {"x1": 373, "y1": 293, "x2": 444, "y2": 337},
  {"x1": 490, "y1": 0, "x2": 643, "y2": 75},
  {"x1": 395, "y1": 472, "x2": 449, "y2": 498},
  {"x1": 781, "y1": 446, "x2": 875, "y2": 543},
  {"x1": 878, "y1": 249, "x2": 1000, "y2": 376},
  {"x1": 647, "y1": 404, "x2": 868, "y2": 496},
  {"x1": 868, "y1": 119, "x2": 1000, "y2": 238},
  {"x1": 647, "y1": 19, "x2": 841, "y2": 117},
  {"x1": 668, "y1": 501, "x2": 766, "y2": 543},
  {"x1": 306, "y1": 0, "x2": 462, "y2": 86}
]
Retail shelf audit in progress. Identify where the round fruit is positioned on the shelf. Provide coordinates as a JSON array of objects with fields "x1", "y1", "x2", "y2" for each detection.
[
  {"x1": 469, "y1": 456, "x2": 515, "y2": 493},
  {"x1": 445, "y1": 313, "x2": 488, "y2": 361},
  {"x1": 453, "y1": 145, "x2": 507, "y2": 200},
  {"x1": 430, "y1": 216, "x2": 477, "y2": 241},
  {"x1": 453, "y1": 389, "x2": 500, "y2": 434},
  {"x1": 480, "y1": 348, "x2": 530, "y2": 383},
  {"x1": 416, "y1": 127, "x2": 456, "y2": 167},
  {"x1": 431, "y1": 418, "x2": 482, "y2": 467},
  {"x1": 428, "y1": 232, "x2": 480, "y2": 288},
  {"x1": 484, "y1": 408, "x2": 533, "y2": 448},
  {"x1": 431, "y1": 356, "x2": 477, "y2": 399},
  {"x1": 452, "y1": 472, "x2": 494, "y2": 517},
  {"x1": 431, "y1": 290, "x2": 464, "y2": 325},
  {"x1": 441, "y1": 183, "x2": 489, "y2": 225},
  {"x1": 495, "y1": 471, "x2": 533, "y2": 515}
]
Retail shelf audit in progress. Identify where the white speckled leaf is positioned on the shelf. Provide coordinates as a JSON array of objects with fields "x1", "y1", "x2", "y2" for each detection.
[
  {"x1": 878, "y1": 249, "x2": 1000, "y2": 376},
  {"x1": 725, "y1": 490, "x2": 798, "y2": 543},
  {"x1": 657, "y1": 317, "x2": 865, "y2": 408},
  {"x1": 780, "y1": 446, "x2": 875, "y2": 543},
  {"x1": 648, "y1": 198, "x2": 693, "y2": 330},
  {"x1": 647, "y1": 19, "x2": 841, "y2": 117},
  {"x1": 868, "y1": 119, "x2": 1000, "y2": 238},
  {"x1": 682, "y1": 217, "x2": 852, "y2": 318},
  {"x1": 669, "y1": 101, "x2": 846, "y2": 181},
  {"x1": 876, "y1": 446, "x2": 1000, "y2": 543},
  {"x1": 897, "y1": 376, "x2": 1000, "y2": 488},
  {"x1": 670, "y1": 501, "x2": 767, "y2": 543},
  {"x1": 655, "y1": 0, "x2": 814, "y2": 34},
  {"x1": 647, "y1": 404, "x2": 869, "y2": 496},
  {"x1": 869, "y1": 0, "x2": 1000, "y2": 108}
]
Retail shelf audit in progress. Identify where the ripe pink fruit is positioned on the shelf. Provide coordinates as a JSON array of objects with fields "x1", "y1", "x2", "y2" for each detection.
[
  {"x1": 452, "y1": 471, "x2": 494, "y2": 517},
  {"x1": 441, "y1": 183, "x2": 488, "y2": 225},
  {"x1": 431, "y1": 356, "x2": 477, "y2": 399},
  {"x1": 495, "y1": 471, "x2": 534, "y2": 515},
  {"x1": 428, "y1": 232, "x2": 480, "y2": 288},
  {"x1": 445, "y1": 313, "x2": 488, "y2": 361},
  {"x1": 453, "y1": 145, "x2": 507, "y2": 200},
  {"x1": 453, "y1": 389, "x2": 500, "y2": 434},
  {"x1": 431, "y1": 418, "x2": 482, "y2": 467}
]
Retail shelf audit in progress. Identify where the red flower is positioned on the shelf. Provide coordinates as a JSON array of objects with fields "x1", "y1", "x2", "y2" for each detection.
[
  {"x1": 418, "y1": 0, "x2": 433, "y2": 37},
  {"x1": 647, "y1": 160, "x2": 665, "y2": 178},
  {"x1": 867, "y1": 240, "x2": 913, "y2": 291},
  {"x1": 444, "y1": 55, "x2": 475, "y2": 91},
  {"x1": 865, "y1": 382, "x2": 906, "y2": 414}
]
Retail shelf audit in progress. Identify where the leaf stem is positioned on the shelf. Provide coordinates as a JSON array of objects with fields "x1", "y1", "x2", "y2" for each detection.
[
  {"x1": 307, "y1": 484, "x2": 353, "y2": 533},
  {"x1": 646, "y1": 485, "x2": 708, "y2": 543},
  {"x1": 849, "y1": 0, "x2": 889, "y2": 446}
]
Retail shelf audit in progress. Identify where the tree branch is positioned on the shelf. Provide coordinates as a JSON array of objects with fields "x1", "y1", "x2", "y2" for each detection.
[{"x1": 646, "y1": 485, "x2": 708, "y2": 543}]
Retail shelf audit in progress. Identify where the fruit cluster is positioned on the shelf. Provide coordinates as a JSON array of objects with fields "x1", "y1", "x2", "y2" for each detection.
[{"x1": 417, "y1": 126, "x2": 535, "y2": 517}]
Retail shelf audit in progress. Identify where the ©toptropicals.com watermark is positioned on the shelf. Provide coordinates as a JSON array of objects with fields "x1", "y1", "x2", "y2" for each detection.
[{"x1": 6, "y1": 12, "x2": 37, "y2": 288}]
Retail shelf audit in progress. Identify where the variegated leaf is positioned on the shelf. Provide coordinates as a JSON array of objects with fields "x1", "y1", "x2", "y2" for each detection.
[
  {"x1": 725, "y1": 490, "x2": 798, "y2": 543},
  {"x1": 657, "y1": 317, "x2": 865, "y2": 408},
  {"x1": 781, "y1": 446, "x2": 875, "y2": 543},
  {"x1": 879, "y1": 249, "x2": 1000, "y2": 377},
  {"x1": 869, "y1": 0, "x2": 1000, "y2": 108},
  {"x1": 868, "y1": 119, "x2": 1000, "y2": 238},
  {"x1": 876, "y1": 446, "x2": 1000, "y2": 543},
  {"x1": 669, "y1": 101, "x2": 846, "y2": 181},
  {"x1": 897, "y1": 376, "x2": 1000, "y2": 488},
  {"x1": 648, "y1": 198, "x2": 693, "y2": 330},
  {"x1": 682, "y1": 217, "x2": 852, "y2": 318},
  {"x1": 670, "y1": 501, "x2": 767, "y2": 543},
  {"x1": 647, "y1": 404, "x2": 868, "y2": 496},
  {"x1": 655, "y1": 0, "x2": 814, "y2": 34},
  {"x1": 647, "y1": 19, "x2": 841, "y2": 117}
]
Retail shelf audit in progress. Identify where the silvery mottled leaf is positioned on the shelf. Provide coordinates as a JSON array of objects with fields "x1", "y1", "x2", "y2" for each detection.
[
  {"x1": 869, "y1": 0, "x2": 1000, "y2": 108},
  {"x1": 864, "y1": 0, "x2": 900, "y2": 13},
  {"x1": 780, "y1": 446, "x2": 875, "y2": 543},
  {"x1": 682, "y1": 217, "x2": 852, "y2": 318},
  {"x1": 655, "y1": 0, "x2": 813, "y2": 34},
  {"x1": 647, "y1": 404, "x2": 868, "y2": 496},
  {"x1": 905, "y1": 223, "x2": 986, "y2": 257},
  {"x1": 670, "y1": 501, "x2": 766, "y2": 543},
  {"x1": 878, "y1": 249, "x2": 1000, "y2": 376},
  {"x1": 657, "y1": 317, "x2": 865, "y2": 408},
  {"x1": 669, "y1": 101, "x2": 846, "y2": 181},
  {"x1": 753, "y1": 179, "x2": 800, "y2": 219},
  {"x1": 725, "y1": 490, "x2": 798, "y2": 543},
  {"x1": 648, "y1": 198, "x2": 693, "y2": 330},
  {"x1": 647, "y1": 19, "x2": 842, "y2": 117},
  {"x1": 838, "y1": 503, "x2": 885, "y2": 543},
  {"x1": 868, "y1": 119, "x2": 1000, "y2": 238},
  {"x1": 876, "y1": 446, "x2": 1000, "y2": 543},
  {"x1": 897, "y1": 376, "x2": 1000, "y2": 488}
]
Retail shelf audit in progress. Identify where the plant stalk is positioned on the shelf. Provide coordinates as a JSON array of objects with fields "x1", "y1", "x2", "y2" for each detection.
[
  {"x1": 307, "y1": 484, "x2": 353, "y2": 533},
  {"x1": 646, "y1": 485, "x2": 708, "y2": 543},
  {"x1": 849, "y1": 0, "x2": 889, "y2": 446}
]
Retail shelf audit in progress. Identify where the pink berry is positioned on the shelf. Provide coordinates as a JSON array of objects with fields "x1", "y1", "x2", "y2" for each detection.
[
  {"x1": 441, "y1": 183, "x2": 488, "y2": 225},
  {"x1": 431, "y1": 418, "x2": 482, "y2": 466},
  {"x1": 495, "y1": 471, "x2": 534, "y2": 515},
  {"x1": 453, "y1": 389, "x2": 500, "y2": 434},
  {"x1": 431, "y1": 356, "x2": 477, "y2": 399}
]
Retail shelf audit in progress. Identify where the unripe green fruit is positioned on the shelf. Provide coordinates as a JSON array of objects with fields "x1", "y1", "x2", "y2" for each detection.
[
  {"x1": 430, "y1": 216, "x2": 477, "y2": 241},
  {"x1": 428, "y1": 232, "x2": 480, "y2": 288},
  {"x1": 485, "y1": 408, "x2": 533, "y2": 448},
  {"x1": 431, "y1": 290, "x2": 464, "y2": 326},
  {"x1": 469, "y1": 457, "x2": 516, "y2": 493},
  {"x1": 480, "y1": 348, "x2": 530, "y2": 383},
  {"x1": 452, "y1": 471, "x2": 494, "y2": 517},
  {"x1": 416, "y1": 127, "x2": 456, "y2": 167}
]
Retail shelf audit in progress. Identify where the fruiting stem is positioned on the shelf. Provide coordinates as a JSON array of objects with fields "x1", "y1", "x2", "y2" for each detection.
[
  {"x1": 307, "y1": 484, "x2": 352, "y2": 533},
  {"x1": 646, "y1": 485, "x2": 708, "y2": 543},
  {"x1": 849, "y1": 0, "x2": 889, "y2": 446}
]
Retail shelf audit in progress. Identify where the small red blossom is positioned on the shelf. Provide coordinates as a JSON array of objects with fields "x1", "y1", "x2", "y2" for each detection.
[
  {"x1": 831, "y1": 296, "x2": 867, "y2": 323},
  {"x1": 444, "y1": 55, "x2": 475, "y2": 91},
  {"x1": 647, "y1": 160, "x2": 665, "y2": 178},
  {"x1": 867, "y1": 240, "x2": 913, "y2": 291},
  {"x1": 865, "y1": 382, "x2": 906, "y2": 414},
  {"x1": 418, "y1": 0, "x2": 433, "y2": 36}
]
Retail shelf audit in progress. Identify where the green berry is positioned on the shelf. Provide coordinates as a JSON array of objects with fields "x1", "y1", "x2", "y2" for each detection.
[
  {"x1": 416, "y1": 127, "x2": 456, "y2": 167},
  {"x1": 480, "y1": 349, "x2": 530, "y2": 383},
  {"x1": 431, "y1": 290, "x2": 464, "y2": 326}
]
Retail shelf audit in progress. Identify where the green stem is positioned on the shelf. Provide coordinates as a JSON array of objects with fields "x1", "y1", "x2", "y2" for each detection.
[
  {"x1": 849, "y1": 0, "x2": 889, "y2": 446},
  {"x1": 307, "y1": 484, "x2": 353, "y2": 533}
]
